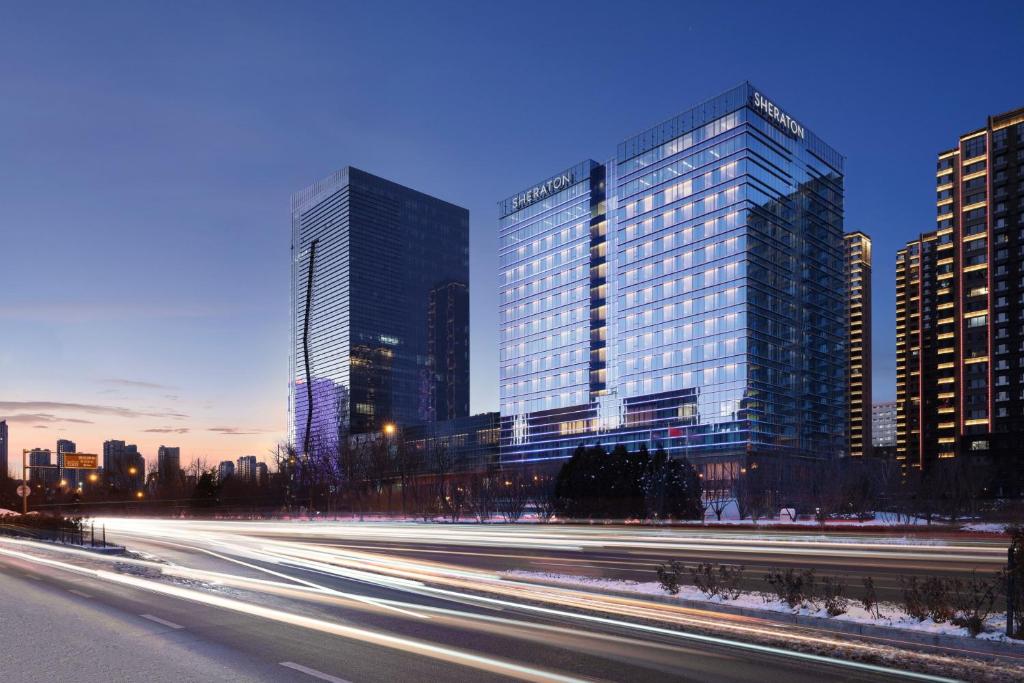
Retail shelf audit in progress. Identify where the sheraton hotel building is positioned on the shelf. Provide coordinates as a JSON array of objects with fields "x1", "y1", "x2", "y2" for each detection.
[{"x1": 498, "y1": 82, "x2": 848, "y2": 473}]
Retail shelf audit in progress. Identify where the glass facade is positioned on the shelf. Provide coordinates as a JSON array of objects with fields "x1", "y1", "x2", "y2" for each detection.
[
  {"x1": 499, "y1": 82, "x2": 846, "y2": 471},
  {"x1": 290, "y1": 167, "x2": 469, "y2": 455}
]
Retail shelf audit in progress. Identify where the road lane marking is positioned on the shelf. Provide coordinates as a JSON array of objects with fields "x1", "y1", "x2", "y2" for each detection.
[
  {"x1": 280, "y1": 662, "x2": 352, "y2": 682},
  {"x1": 140, "y1": 614, "x2": 184, "y2": 629}
]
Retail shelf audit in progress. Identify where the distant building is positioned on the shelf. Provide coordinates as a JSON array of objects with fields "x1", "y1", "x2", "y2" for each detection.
[
  {"x1": 845, "y1": 232, "x2": 873, "y2": 457},
  {"x1": 28, "y1": 448, "x2": 55, "y2": 487},
  {"x1": 102, "y1": 440, "x2": 145, "y2": 491},
  {"x1": 895, "y1": 105, "x2": 1024, "y2": 493},
  {"x1": 290, "y1": 167, "x2": 469, "y2": 454},
  {"x1": 872, "y1": 402, "x2": 897, "y2": 449},
  {"x1": 217, "y1": 460, "x2": 235, "y2": 482},
  {"x1": 255, "y1": 462, "x2": 269, "y2": 487},
  {"x1": 872, "y1": 401, "x2": 897, "y2": 459},
  {"x1": 236, "y1": 455, "x2": 257, "y2": 484},
  {"x1": 0, "y1": 420, "x2": 8, "y2": 480},
  {"x1": 157, "y1": 446, "x2": 181, "y2": 485},
  {"x1": 56, "y1": 439, "x2": 77, "y2": 489}
]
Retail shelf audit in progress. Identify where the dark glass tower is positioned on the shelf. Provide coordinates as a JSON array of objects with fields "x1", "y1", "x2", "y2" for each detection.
[
  {"x1": 499, "y1": 82, "x2": 846, "y2": 474},
  {"x1": 290, "y1": 167, "x2": 469, "y2": 454},
  {"x1": 428, "y1": 281, "x2": 470, "y2": 421}
]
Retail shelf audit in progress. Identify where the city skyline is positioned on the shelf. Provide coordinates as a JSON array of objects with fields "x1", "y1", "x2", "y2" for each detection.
[{"x1": 2, "y1": 1, "x2": 1022, "y2": 468}]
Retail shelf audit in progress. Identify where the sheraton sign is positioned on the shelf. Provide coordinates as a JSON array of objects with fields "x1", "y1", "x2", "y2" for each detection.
[
  {"x1": 751, "y1": 91, "x2": 805, "y2": 140},
  {"x1": 511, "y1": 172, "x2": 575, "y2": 212}
]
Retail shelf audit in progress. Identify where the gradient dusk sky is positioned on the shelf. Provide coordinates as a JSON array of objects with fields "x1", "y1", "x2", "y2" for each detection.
[{"x1": 2, "y1": 1, "x2": 1022, "y2": 474}]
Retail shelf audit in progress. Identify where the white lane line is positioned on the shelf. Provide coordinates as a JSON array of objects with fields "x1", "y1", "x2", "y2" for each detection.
[
  {"x1": 67, "y1": 589, "x2": 91, "y2": 598},
  {"x1": 140, "y1": 613, "x2": 184, "y2": 629},
  {"x1": 280, "y1": 661, "x2": 352, "y2": 683}
]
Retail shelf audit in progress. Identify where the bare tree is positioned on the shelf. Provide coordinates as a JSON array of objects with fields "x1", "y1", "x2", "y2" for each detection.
[
  {"x1": 496, "y1": 472, "x2": 531, "y2": 523},
  {"x1": 527, "y1": 471, "x2": 557, "y2": 522}
]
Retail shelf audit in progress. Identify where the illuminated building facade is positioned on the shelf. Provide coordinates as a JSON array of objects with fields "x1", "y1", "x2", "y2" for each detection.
[
  {"x1": 845, "y1": 231, "x2": 872, "y2": 457},
  {"x1": 895, "y1": 106, "x2": 1024, "y2": 490},
  {"x1": 499, "y1": 82, "x2": 847, "y2": 471},
  {"x1": 290, "y1": 167, "x2": 469, "y2": 454}
]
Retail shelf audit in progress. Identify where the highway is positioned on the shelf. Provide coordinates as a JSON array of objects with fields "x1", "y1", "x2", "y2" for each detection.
[
  {"x1": 0, "y1": 519, "x2": 1016, "y2": 682},
  {"x1": 117, "y1": 519, "x2": 1010, "y2": 600}
]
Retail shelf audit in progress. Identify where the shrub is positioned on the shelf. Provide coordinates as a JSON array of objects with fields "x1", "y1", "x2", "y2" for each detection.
[
  {"x1": 691, "y1": 562, "x2": 745, "y2": 600},
  {"x1": 656, "y1": 560, "x2": 684, "y2": 595},
  {"x1": 819, "y1": 575, "x2": 849, "y2": 617},
  {"x1": 901, "y1": 576, "x2": 953, "y2": 623},
  {"x1": 765, "y1": 567, "x2": 816, "y2": 608},
  {"x1": 951, "y1": 572, "x2": 997, "y2": 637},
  {"x1": 861, "y1": 576, "x2": 881, "y2": 619}
]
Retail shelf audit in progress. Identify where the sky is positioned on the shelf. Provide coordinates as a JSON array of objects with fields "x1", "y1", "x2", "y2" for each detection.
[{"x1": 1, "y1": 0, "x2": 1022, "y2": 474}]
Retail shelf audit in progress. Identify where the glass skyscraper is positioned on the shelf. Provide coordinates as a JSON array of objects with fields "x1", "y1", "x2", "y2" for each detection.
[
  {"x1": 499, "y1": 82, "x2": 846, "y2": 474},
  {"x1": 290, "y1": 167, "x2": 469, "y2": 455}
]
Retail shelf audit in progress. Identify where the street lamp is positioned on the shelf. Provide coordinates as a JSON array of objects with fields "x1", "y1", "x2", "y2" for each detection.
[
  {"x1": 383, "y1": 423, "x2": 396, "y2": 436},
  {"x1": 88, "y1": 473, "x2": 98, "y2": 483},
  {"x1": 135, "y1": 491, "x2": 144, "y2": 499}
]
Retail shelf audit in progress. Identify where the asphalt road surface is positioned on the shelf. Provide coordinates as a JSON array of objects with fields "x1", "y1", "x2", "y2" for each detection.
[{"x1": 0, "y1": 519, "x2": 1012, "y2": 683}]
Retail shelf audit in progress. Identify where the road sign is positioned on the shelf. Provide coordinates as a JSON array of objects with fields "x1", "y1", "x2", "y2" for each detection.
[
  {"x1": 16, "y1": 485, "x2": 30, "y2": 498},
  {"x1": 63, "y1": 453, "x2": 98, "y2": 469}
]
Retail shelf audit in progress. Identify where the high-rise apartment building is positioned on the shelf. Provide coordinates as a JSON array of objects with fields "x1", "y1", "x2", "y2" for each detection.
[
  {"x1": 845, "y1": 232, "x2": 873, "y2": 457},
  {"x1": 236, "y1": 455, "x2": 257, "y2": 484},
  {"x1": 102, "y1": 440, "x2": 145, "y2": 490},
  {"x1": 428, "y1": 281, "x2": 470, "y2": 421},
  {"x1": 0, "y1": 420, "x2": 8, "y2": 480},
  {"x1": 157, "y1": 446, "x2": 181, "y2": 484},
  {"x1": 896, "y1": 106, "x2": 1024, "y2": 489},
  {"x1": 290, "y1": 167, "x2": 470, "y2": 456},
  {"x1": 255, "y1": 462, "x2": 269, "y2": 487},
  {"x1": 56, "y1": 439, "x2": 77, "y2": 488},
  {"x1": 499, "y1": 82, "x2": 847, "y2": 472},
  {"x1": 217, "y1": 460, "x2": 235, "y2": 482}
]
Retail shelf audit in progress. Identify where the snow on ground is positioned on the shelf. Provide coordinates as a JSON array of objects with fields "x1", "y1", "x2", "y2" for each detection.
[
  {"x1": 961, "y1": 522, "x2": 1012, "y2": 534},
  {"x1": 502, "y1": 570, "x2": 1023, "y2": 644}
]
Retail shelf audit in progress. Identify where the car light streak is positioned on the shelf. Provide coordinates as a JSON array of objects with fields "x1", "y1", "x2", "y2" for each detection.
[{"x1": 3, "y1": 519, "x2": 1004, "y2": 682}]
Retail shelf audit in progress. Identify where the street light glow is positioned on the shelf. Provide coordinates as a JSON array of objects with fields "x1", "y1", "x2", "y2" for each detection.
[{"x1": 383, "y1": 423, "x2": 396, "y2": 435}]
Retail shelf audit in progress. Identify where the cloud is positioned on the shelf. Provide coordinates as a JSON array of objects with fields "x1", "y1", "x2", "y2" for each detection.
[
  {"x1": 143, "y1": 427, "x2": 190, "y2": 434},
  {"x1": 33, "y1": 425, "x2": 48, "y2": 429},
  {"x1": 0, "y1": 302, "x2": 229, "y2": 323},
  {"x1": 2, "y1": 413, "x2": 95, "y2": 425},
  {"x1": 102, "y1": 378, "x2": 178, "y2": 391},
  {"x1": 0, "y1": 401, "x2": 187, "y2": 420},
  {"x1": 208, "y1": 426, "x2": 268, "y2": 436}
]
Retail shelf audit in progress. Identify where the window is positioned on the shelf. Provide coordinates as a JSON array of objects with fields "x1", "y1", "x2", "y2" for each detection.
[{"x1": 964, "y1": 137, "x2": 986, "y2": 159}]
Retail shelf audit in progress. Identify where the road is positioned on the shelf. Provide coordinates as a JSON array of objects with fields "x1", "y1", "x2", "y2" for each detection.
[
  {"x1": 0, "y1": 519, "x2": 1014, "y2": 682},
  {"x1": 115, "y1": 519, "x2": 1010, "y2": 601}
]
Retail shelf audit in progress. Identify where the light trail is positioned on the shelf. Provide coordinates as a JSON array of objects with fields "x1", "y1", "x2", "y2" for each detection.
[{"x1": 0, "y1": 521, "x2": 994, "y2": 681}]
